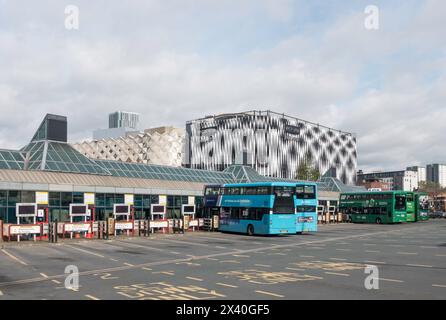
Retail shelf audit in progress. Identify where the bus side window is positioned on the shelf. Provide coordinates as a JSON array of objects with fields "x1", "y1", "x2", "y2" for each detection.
[{"x1": 380, "y1": 207, "x2": 387, "y2": 216}]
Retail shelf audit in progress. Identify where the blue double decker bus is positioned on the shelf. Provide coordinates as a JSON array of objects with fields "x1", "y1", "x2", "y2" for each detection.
[
  {"x1": 203, "y1": 182, "x2": 319, "y2": 236},
  {"x1": 204, "y1": 182, "x2": 299, "y2": 235},
  {"x1": 295, "y1": 183, "x2": 318, "y2": 233}
]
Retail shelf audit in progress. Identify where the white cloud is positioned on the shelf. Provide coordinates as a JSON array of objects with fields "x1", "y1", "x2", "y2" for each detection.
[{"x1": 0, "y1": 0, "x2": 444, "y2": 172}]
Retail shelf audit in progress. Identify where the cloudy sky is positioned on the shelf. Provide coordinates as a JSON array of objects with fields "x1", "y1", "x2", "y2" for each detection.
[{"x1": 0, "y1": 0, "x2": 444, "y2": 172}]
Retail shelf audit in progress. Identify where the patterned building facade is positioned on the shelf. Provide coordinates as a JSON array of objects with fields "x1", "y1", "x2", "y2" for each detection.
[
  {"x1": 185, "y1": 111, "x2": 357, "y2": 184},
  {"x1": 72, "y1": 126, "x2": 184, "y2": 167}
]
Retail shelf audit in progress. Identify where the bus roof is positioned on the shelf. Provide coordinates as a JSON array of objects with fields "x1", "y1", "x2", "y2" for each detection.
[
  {"x1": 222, "y1": 182, "x2": 317, "y2": 188},
  {"x1": 340, "y1": 190, "x2": 406, "y2": 195}
]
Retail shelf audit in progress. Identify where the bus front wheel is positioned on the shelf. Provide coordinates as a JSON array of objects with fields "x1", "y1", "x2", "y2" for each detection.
[
  {"x1": 376, "y1": 218, "x2": 382, "y2": 224},
  {"x1": 247, "y1": 224, "x2": 254, "y2": 236}
]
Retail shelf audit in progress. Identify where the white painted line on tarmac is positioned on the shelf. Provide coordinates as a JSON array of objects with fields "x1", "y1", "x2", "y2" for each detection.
[
  {"x1": 216, "y1": 282, "x2": 238, "y2": 288},
  {"x1": 397, "y1": 252, "x2": 418, "y2": 255},
  {"x1": 300, "y1": 255, "x2": 314, "y2": 258},
  {"x1": 141, "y1": 267, "x2": 152, "y2": 271},
  {"x1": 363, "y1": 244, "x2": 377, "y2": 246},
  {"x1": 329, "y1": 258, "x2": 347, "y2": 261},
  {"x1": 256, "y1": 290, "x2": 284, "y2": 298},
  {"x1": 0, "y1": 290, "x2": 3, "y2": 296},
  {"x1": 123, "y1": 263, "x2": 134, "y2": 267},
  {"x1": 406, "y1": 264, "x2": 433, "y2": 268},
  {"x1": 64, "y1": 245, "x2": 105, "y2": 258},
  {"x1": 215, "y1": 246, "x2": 227, "y2": 249},
  {"x1": 325, "y1": 272, "x2": 350, "y2": 277},
  {"x1": 365, "y1": 250, "x2": 380, "y2": 253},
  {"x1": 379, "y1": 278, "x2": 404, "y2": 283},
  {"x1": 52, "y1": 280, "x2": 61, "y2": 284},
  {"x1": 286, "y1": 267, "x2": 305, "y2": 271},
  {"x1": 335, "y1": 248, "x2": 351, "y2": 251},
  {"x1": 40, "y1": 273, "x2": 49, "y2": 279},
  {"x1": 254, "y1": 264, "x2": 272, "y2": 268},
  {"x1": 364, "y1": 260, "x2": 386, "y2": 264},
  {"x1": 435, "y1": 254, "x2": 446, "y2": 257},
  {"x1": 186, "y1": 276, "x2": 203, "y2": 282},
  {"x1": 1, "y1": 249, "x2": 28, "y2": 266},
  {"x1": 85, "y1": 294, "x2": 100, "y2": 300},
  {"x1": 232, "y1": 254, "x2": 250, "y2": 258},
  {"x1": 420, "y1": 246, "x2": 437, "y2": 249},
  {"x1": 432, "y1": 284, "x2": 446, "y2": 288}
]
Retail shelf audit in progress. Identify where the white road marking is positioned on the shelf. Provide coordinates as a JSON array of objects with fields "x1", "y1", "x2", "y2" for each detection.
[
  {"x1": 40, "y1": 273, "x2": 49, "y2": 279},
  {"x1": 141, "y1": 267, "x2": 152, "y2": 271},
  {"x1": 52, "y1": 280, "x2": 61, "y2": 284},
  {"x1": 329, "y1": 258, "x2": 347, "y2": 261},
  {"x1": 286, "y1": 267, "x2": 306, "y2": 271},
  {"x1": 435, "y1": 254, "x2": 446, "y2": 257},
  {"x1": 365, "y1": 250, "x2": 380, "y2": 253},
  {"x1": 186, "y1": 276, "x2": 203, "y2": 282},
  {"x1": 300, "y1": 255, "x2": 314, "y2": 258},
  {"x1": 123, "y1": 263, "x2": 134, "y2": 267},
  {"x1": 397, "y1": 252, "x2": 418, "y2": 255},
  {"x1": 215, "y1": 246, "x2": 227, "y2": 249},
  {"x1": 379, "y1": 278, "x2": 404, "y2": 283},
  {"x1": 256, "y1": 290, "x2": 284, "y2": 298},
  {"x1": 254, "y1": 264, "x2": 271, "y2": 268},
  {"x1": 364, "y1": 260, "x2": 386, "y2": 264},
  {"x1": 325, "y1": 272, "x2": 350, "y2": 277},
  {"x1": 335, "y1": 248, "x2": 351, "y2": 251},
  {"x1": 0, "y1": 290, "x2": 3, "y2": 296},
  {"x1": 406, "y1": 264, "x2": 433, "y2": 268},
  {"x1": 85, "y1": 294, "x2": 100, "y2": 300},
  {"x1": 64, "y1": 245, "x2": 105, "y2": 258},
  {"x1": 432, "y1": 284, "x2": 446, "y2": 288},
  {"x1": 1, "y1": 249, "x2": 28, "y2": 266},
  {"x1": 216, "y1": 283, "x2": 238, "y2": 288}
]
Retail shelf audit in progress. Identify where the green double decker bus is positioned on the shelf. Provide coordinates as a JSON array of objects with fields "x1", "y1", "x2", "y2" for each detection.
[
  {"x1": 339, "y1": 191, "x2": 407, "y2": 224},
  {"x1": 405, "y1": 192, "x2": 416, "y2": 222},
  {"x1": 415, "y1": 192, "x2": 429, "y2": 222}
]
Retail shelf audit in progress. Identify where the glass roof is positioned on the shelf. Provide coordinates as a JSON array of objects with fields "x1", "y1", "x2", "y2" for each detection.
[
  {"x1": 96, "y1": 160, "x2": 234, "y2": 184},
  {"x1": 0, "y1": 149, "x2": 26, "y2": 170}
]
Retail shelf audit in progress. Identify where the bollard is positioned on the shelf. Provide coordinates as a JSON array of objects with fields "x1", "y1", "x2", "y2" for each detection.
[{"x1": 54, "y1": 219, "x2": 58, "y2": 243}]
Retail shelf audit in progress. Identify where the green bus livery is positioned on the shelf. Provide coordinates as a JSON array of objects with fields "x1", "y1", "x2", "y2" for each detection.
[
  {"x1": 339, "y1": 191, "x2": 407, "y2": 224},
  {"x1": 405, "y1": 192, "x2": 415, "y2": 222}
]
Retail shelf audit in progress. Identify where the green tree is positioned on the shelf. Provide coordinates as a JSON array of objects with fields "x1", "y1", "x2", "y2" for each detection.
[{"x1": 296, "y1": 154, "x2": 320, "y2": 181}]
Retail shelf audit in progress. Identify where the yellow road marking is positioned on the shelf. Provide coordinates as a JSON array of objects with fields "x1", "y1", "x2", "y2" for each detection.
[
  {"x1": 1, "y1": 249, "x2": 28, "y2": 266},
  {"x1": 216, "y1": 282, "x2": 238, "y2": 288},
  {"x1": 380, "y1": 278, "x2": 404, "y2": 283},
  {"x1": 432, "y1": 284, "x2": 446, "y2": 288},
  {"x1": 85, "y1": 294, "x2": 100, "y2": 300},
  {"x1": 186, "y1": 276, "x2": 203, "y2": 282},
  {"x1": 325, "y1": 272, "x2": 350, "y2": 277},
  {"x1": 65, "y1": 245, "x2": 105, "y2": 258},
  {"x1": 255, "y1": 290, "x2": 284, "y2": 298}
]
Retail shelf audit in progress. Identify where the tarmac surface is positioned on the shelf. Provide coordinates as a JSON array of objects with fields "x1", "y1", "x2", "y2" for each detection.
[{"x1": 1, "y1": 220, "x2": 445, "y2": 300}]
